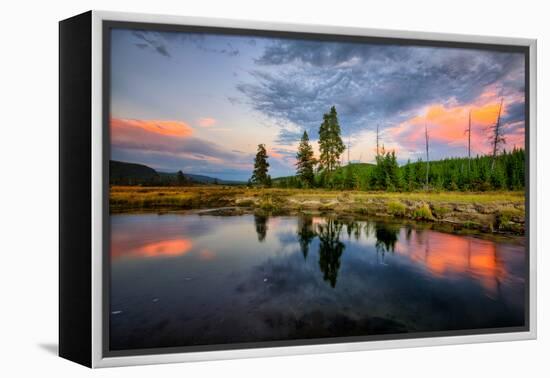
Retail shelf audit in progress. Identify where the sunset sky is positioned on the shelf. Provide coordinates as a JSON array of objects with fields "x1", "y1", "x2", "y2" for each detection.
[{"x1": 110, "y1": 28, "x2": 526, "y2": 181}]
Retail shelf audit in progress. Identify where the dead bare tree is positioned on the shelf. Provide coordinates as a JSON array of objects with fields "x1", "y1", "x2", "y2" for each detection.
[
  {"x1": 425, "y1": 121, "x2": 430, "y2": 186},
  {"x1": 376, "y1": 124, "x2": 381, "y2": 157},
  {"x1": 347, "y1": 135, "x2": 351, "y2": 165},
  {"x1": 466, "y1": 110, "x2": 472, "y2": 173},
  {"x1": 489, "y1": 98, "x2": 505, "y2": 170}
]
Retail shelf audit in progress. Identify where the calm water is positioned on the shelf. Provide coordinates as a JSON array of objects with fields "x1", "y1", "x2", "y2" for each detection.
[{"x1": 110, "y1": 213, "x2": 526, "y2": 350}]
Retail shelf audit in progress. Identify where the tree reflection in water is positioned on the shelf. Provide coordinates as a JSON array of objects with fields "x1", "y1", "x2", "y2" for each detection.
[
  {"x1": 297, "y1": 216, "x2": 317, "y2": 260},
  {"x1": 317, "y1": 219, "x2": 345, "y2": 288},
  {"x1": 296, "y1": 217, "x2": 405, "y2": 287},
  {"x1": 374, "y1": 222, "x2": 400, "y2": 255},
  {"x1": 345, "y1": 220, "x2": 363, "y2": 241},
  {"x1": 254, "y1": 214, "x2": 269, "y2": 242}
]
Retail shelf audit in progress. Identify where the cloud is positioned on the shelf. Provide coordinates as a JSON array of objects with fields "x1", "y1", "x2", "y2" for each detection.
[
  {"x1": 197, "y1": 117, "x2": 217, "y2": 128},
  {"x1": 237, "y1": 39, "x2": 525, "y2": 150},
  {"x1": 132, "y1": 31, "x2": 171, "y2": 57},
  {"x1": 111, "y1": 118, "x2": 193, "y2": 137},
  {"x1": 387, "y1": 88, "x2": 525, "y2": 160},
  {"x1": 130, "y1": 30, "x2": 240, "y2": 58},
  {"x1": 110, "y1": 117, "x2": 253, "y2": 178}
]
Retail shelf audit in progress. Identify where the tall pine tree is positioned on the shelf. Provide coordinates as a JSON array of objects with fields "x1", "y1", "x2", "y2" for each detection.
[
  {"x1": 296, "y1": 131, "x2": 316, "y2": 188},
  {"x1": 250, "y1": 144, "x2": 271, "y2": 186},
  {"x1": 318, "y1": 106, "x2": 345, "y2": 185}
]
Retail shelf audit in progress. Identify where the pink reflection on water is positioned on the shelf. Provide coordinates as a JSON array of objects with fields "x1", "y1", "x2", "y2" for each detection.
[
  {"x1": 395, "y1": 230, "x2": 507, "y2": 297},
  {"x1": 111, "y1": 238, "x2": 193, "y2": 260}
]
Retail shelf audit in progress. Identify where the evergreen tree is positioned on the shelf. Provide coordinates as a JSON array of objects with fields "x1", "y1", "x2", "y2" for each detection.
[
  {"x1": 250, "y1": 144, "x2": 270, "y2": 186},
  {"x1": 176, "y1": 170, "x2": 187, "y2": 186},
  {"x1": 396, "y1": 148, "x2": 525, "y2": 192},
  {"x1": 402, "y1": 159, "x2": 414, "y2": 191},
  {"x1": 371, "y1": 150, "x2": 400, "y2": 190},
  {"x1": 343, "y1": 165, "x2": 356, "y2": 190},
  {"x1": 490, "y1": 161, "x2": 506, "y2": 189},
  {"x1": 296, "y1": 131, "x2": 316, "y2": 188},
  {"x1": 318, "y1": 106, "x2": 346, "y2": 184}
]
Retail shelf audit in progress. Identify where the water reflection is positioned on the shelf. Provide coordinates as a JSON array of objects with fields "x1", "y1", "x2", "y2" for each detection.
[
  {"x1": 374, "y1": 223, "x2": 399, "y2": 255},
  {"x1": 401, "y1": 230, "x2": 507, "y2": 298},
  {"x1": 345, "y1": 221, "x2": 363, "y2": 241},
  {"x1": 110, "y1": 213, "x2": 526, "y2": 351},
  {"x1": 297, "y1": 216, "x2": 316, "y2": 260},
  {"x1": 112, "y1": 238, "x2": 193, "y2": 260},
  {"x1": 254, "y1": 214, "x2": 268, "y2": 242},
  {"x1": 317, "y1": 219, "x2": 345, "y2": 287}
]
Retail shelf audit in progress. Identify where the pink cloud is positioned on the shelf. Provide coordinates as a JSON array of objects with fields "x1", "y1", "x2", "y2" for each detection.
[
  {"x1": 111, "y1": 118, "x2": 193, "y2": 137},
  {"x1": 110, "y1": 117, "x2": 252, "y2": 171},
  {"x1": 388, "y1": 89, "x2": 525, "y2": 156},
  {"x1": 198, "y1": 249, "x2": 216, "y2": 261},
  {"x1": 197, "y1": 117, "x2": 217, "y2": 128},
  {"x1": 268, "y1": 147, "x2": 283, "y2": 159}
]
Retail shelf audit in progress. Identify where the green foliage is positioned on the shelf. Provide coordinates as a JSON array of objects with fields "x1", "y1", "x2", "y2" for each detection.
[
  {"x1": 318, "y1": 106, "x2": 346, "y2": 179},
  {"x1": 343, "y1": 164, "x2": 357, "y2": 190},
  {"x1": 495, "y1": 206, "x2": 524, "y2": 232},
  {"x1": 258, "y1": 196, "x2": 277, "y2": 211},
  {"x1": 296, "y1": 131, "x2": 316, "y2": 187},
  {"x1": 432, "y1": 205, "x2": 451, "y2": 219},
  {"x1": 250, "y1": 144, "x2": 271, "y2": 187},
  {"x1": 399, "y1": 148, "x2": 525, "y2": 192},
  {"x1": 412, "y1": 204, "x2": 434, "y2": 220},
  {"x1": 371, "y1": 150, "x2": 400, "y2": 191},
  {"x1": 176, "y1": 170, "x2": 188, "y2": 186},
  {"x1": 402, "y1": 159, "x2": 415, "y2": 191},
  {"x1": 263, "y1": 103, "x2": 525, "y2": 193},
  {"x1": 387, "y1": 201, "x2": 407, "y2": 217}
]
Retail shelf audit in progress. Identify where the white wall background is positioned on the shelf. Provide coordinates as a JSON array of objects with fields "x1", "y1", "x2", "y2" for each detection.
[{"x1": 0, "y1": 0, "x2": 546, "y2": 376}]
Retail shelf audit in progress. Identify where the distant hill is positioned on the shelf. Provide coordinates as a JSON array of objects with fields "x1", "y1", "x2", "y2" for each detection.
[
  {"x1": 333, "y1": 162, "x2": 376, "y2": 178},
  {"x1": 158, "y1": 171, "x2": 245, "y2": 185},
  {"x1": 110, "y1": 160, "x2": 160, "y2": 185},
  {"x1": 109, "y1": 160, "x2": 244, "y2": 186}
]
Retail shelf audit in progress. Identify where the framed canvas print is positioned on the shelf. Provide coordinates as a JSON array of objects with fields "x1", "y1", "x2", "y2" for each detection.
[{"x1": 59, "y1": 10, "x2": 537, "y2": 368}]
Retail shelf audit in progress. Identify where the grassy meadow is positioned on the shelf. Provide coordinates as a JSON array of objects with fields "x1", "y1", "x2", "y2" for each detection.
[{"x1": 110, "y1": 186, "x2": 525, "y2": 235}]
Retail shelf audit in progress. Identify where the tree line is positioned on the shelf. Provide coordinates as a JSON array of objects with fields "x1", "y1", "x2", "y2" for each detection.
[{"x1": 250, "y1": 105, "x2": 525, "y2": 192}]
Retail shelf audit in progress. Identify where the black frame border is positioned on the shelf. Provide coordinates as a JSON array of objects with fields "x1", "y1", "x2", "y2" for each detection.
[
  {"x1": 101, "y1": 19, "x2": 531, "y2": 359},
  {"x1": 59, "y1": 11, "x2": 93, "y2": 367}
]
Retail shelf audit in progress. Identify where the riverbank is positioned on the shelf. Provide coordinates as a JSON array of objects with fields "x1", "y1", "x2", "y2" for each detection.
[{"x1": 110, "y1": 186, "x2": 525, "y2": 235}]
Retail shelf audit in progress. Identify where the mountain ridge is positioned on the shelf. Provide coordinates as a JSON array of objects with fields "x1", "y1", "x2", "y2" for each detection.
[{"x1": 109, "y1": 160, "x2": 245, "y2": 185}]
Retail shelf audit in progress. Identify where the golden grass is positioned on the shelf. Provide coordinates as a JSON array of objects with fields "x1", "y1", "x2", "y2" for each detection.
[
  {"x1": 109, "y1": 186, "x2": 525, "y2": 234},
  {"x1": 110, "y1": 185, "x2": 524, "y2": 208}
]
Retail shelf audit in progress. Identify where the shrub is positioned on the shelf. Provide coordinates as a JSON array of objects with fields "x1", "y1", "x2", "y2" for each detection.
[
  {"x1": 259, "y1": 196, "x2": 276, "y2": 211},
  {"x1": 236, "y1": 199, "x2": 255, "y2": 207},
  {"x1": 497, "y1": 207, "x2": 523, "y2": 223},
  {"x1": 355, "y1": 207, "x2": 369, "y2": 215},
  {"x1": 387, "y1": 201, "x2": 407, "y2": 217},
  {"x1": 496, "y1": 207, "x2": 524, "y2": 233},
  {"x1": 432, "y1": 205, "x2": 450, "y2": 218},
  {"x1": 412, "y1": 204, "x2": 434, "y2": 221}
]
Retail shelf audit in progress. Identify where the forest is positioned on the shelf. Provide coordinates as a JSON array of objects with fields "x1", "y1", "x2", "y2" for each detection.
[{"x1": 249, "y1": 105, "x2": 525, "y2": 192}]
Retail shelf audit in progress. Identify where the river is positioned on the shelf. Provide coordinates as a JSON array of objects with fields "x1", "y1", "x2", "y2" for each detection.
[{"x1": 109, "y1": 212, "x2": 526, "y2": 351}]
